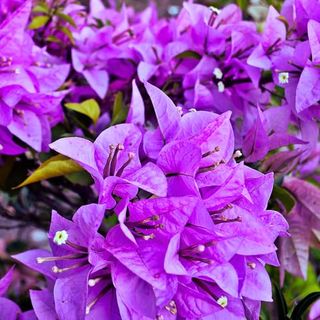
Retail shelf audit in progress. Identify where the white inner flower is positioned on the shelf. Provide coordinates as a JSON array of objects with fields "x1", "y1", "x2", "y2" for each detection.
[
  {"x1": 278, "y1": 72, "x2": 289, "y2": 84},
  {"x1": 53, "y1": 230, "x2": 69, "y2": 245},
  {"x1": 213, "y1": 67, "x2": 223, "y2": 79},
  {"x1": 217, "y1": 296, "x2": 228, "y2": 308},
  {"x1": 218, "y1": 81, "x2": 225, "y2": 93}
]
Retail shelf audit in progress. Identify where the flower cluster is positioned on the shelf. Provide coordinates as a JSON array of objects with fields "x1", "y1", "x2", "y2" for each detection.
[
  {"x1": 0, "y1": 0, "x2": 318, "y2": 319},
  {"x1": 0, "y1": 0, "x2": 69, "y2": 155},
  {"x1": 13, "y1": 85, "x2": 288, "y2": 319},
  {"x1": 64, "y1": 1, "x2": 318, "y2": 175}
]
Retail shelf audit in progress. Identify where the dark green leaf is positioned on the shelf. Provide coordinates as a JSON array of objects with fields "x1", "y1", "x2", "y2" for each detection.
[
  {"x1": 237, "y1": 0, "x2": 248, "y2": 10},
  {"x1": 55, "y1": 11, "x2": 77, "y2": 27},
  {"x1": 111, "y1": 92, "x2": 128, "y2": 125},
  {"x1": 45, "y1": 35, "x2": 62, "y2": 43},
  {"x1": 273, "y1": 282, "x2": 289, "y2": 320},
  {"x1": 66, "y1": 171, "x2": 93, "y2": 186},
  {"x1": 175, "y1": 50, "x2": 201, "y2": 60},
  {"x1": 290, "y1": 292, "x2": 320, "y2": 320},
  {"x1": 272, "y1": 185, "x2": 295, "y2": 213},
  {"x1": 32, "y1": 3, "x2": 50, "y2": 14},
  {"x1": 58, "y1": 26, "x2": 75, "y2": 45}
]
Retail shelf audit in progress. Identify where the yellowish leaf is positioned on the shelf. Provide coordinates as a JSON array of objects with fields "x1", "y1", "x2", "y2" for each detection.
[
  {"x1": 65, "y1": 99, "x2": 100, "y2": 124},
  {"x1": 15, "y1": 155, "x2": 83, "y2": 188}
]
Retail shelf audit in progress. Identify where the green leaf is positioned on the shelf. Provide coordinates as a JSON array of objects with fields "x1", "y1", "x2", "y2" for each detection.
[
  {"x1": 236, "y1": 0, "x2": 248, "y2": 10},
  {"x1": 29, "y1": 15, "x2": 50, "y2": 30},
  {"x1": 66, "y1": 171, "x2": 93, "y2": 186},
  {"x1": 58, "y1": 26, "x2": 75, "y2": 45},
  {"x1": 110, "y1": 92, "x2": 128, "y2": 125},
  {"x1": 272, "y1": 185, "x2": 295, "y2": 213},
  {"x1": 65, "y1": 99, "x2": 100, "y2": 124},
  {"x1": 55, "y1": 11, "x2": 77, "y2": 27},
  {"x1": 45, "y1": 35, "x2": 62, "y2": 43},
  {"x1": 175, "y1": 50, "x2": 201, "y2": 60},
  {"x1": 284, "y1": 264, "x2": 320, "y2": 305},
  {"x1": 32, "y1": 3, "x2": 50, "y2": 14},
  {"x1": 290, "y1": 292, "x2": 320, "y2": 320},
  {"x1": 14, "y1": 155, "x2": 83, "y2": 188},
  {"x1": 272, "y1": 282, "x2": 289, "y2": 320}
]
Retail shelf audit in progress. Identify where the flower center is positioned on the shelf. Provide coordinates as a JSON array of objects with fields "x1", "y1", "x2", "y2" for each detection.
[
  {"x1": 53, "y1": 230, "x2": 68, "y2": 245},
  {"x1": 165, "y1": 300, "x2": 177, "y2": 315},
  {"x1": 278, "y1": 72, "x2": 289, "y2": 84},
  {"x1": 213, "y1": 67, "x2": 223, "y2": 80},
  {"x1": 179, "y1": 241, "x2": 216, "y2": 264},
  {"x1": 36, "y1": 230, "x2": 89, "y2": 274},
  {"x1": 217, "y1": 295, "x2": 228, "y2": 308},
  {"x1": 103, "y1": 144, "x2": 134, "y2": 178},
  {"x1": 126, "y1": 215, "x2": 164, "y2": 240}
]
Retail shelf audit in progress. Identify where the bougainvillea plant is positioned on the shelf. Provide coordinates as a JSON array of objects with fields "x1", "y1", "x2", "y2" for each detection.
[{"x1": 0, "y1": 0, "x2": 319, "y2": 319}]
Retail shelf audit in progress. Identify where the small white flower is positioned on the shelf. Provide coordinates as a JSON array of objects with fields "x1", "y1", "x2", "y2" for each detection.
[
  {"x1": 213, "y1": 67, "x2": 223, "y2": 79},
  {"x1": 217, "y1": 296, "x2": 228, "y2": 308},
  {"x1": 53, "y1": 230, "x2": 68, "y2": 245},
  {"x1": 217, "y1": 81, "x2": 225, "y2": 93},
  {"x1": 278, "y1": 72, "x2": 289, "y2": 84}
]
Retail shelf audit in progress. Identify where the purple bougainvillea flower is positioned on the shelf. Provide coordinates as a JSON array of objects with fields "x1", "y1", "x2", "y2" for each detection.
[
  {"x1": 279, "y1": 176, "x2": 320, "y2": 280},
  {"x1": 309, "y1": 299, "x2": 320, "y2": 320},
  {"x1": 0, "y1": 266, "x2": 14, "y2": 296},
  {"x1": 0, "y1": 85, "x2": 66, "y2": 152},
  {"x1": 50, "y1": 123, "x2": 167, "y2": 207},
  {"x1": 13, "y1": 204, "x2": 111, "y2": 320},
  {"x1": 0, "y1": 0, "x2": 69, "y2": 154},
  {"x1": 0, "y1": 267, "x2": 37, "y2": 320}
]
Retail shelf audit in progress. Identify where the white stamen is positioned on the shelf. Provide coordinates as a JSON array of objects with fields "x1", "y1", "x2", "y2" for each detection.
[
  {"x1": 278, "y1": 72, "x2": 289, "y2": 84},
  {"x1": 176, "y1": 106, "x2": 183, "y2": 115},
  {"x1": 188, "y1": 108, "x2": 197, "y2": 112},
  {"x1": 88, "y1": 278, "x2": 102, "y2": 287},
  {"x1": 36, "y1": 257, "x2": 46, "y2": 264},
  {"x1": 85, "y1": 306, "x2": 90, "y2": 315},
  {"x1": 210, "y1": 6, "x2": 221, "y2": 14},
  {"x1": 196, "y1": 245, "x2": 206, "y2": 252},
  {"x1": 143, "y1": 234, "x2": 155, "y2": 240},
  {"x1": 217, "y1": 81, "x2": 225, "y2": 93},
  {"x1": 233, "y1": 150, "x2": 242, "y2": 158},
  {"x1": 14, "y1": 68, "x2": 21, "y2": 74},
  {"x1": 247, "y1": 262, "x2": 256, "y2": 269},
  {"x1": 52, "y1": 266, "x2": 60, "y2": 273},
  {"x1": 217, "y1": 296, "x2": 228, "y2": 308},
  {"x1": 213, "y1": 67, "x2": 223, "y2": 79},
  {"x1": 53, "y1": 230, "x2": 68, "y2": 245}
]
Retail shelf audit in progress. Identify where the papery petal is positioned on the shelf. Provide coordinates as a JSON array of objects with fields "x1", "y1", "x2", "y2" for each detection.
[
  {"x1": 54, "y1": 266, "x2": 90, "y2": 320},
  {"x1": 144, "y1": 82, "x2": 181, "y2": 142},
  {"x1": 30, "y1": 289, "x2": 56, "y2": 320}
]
